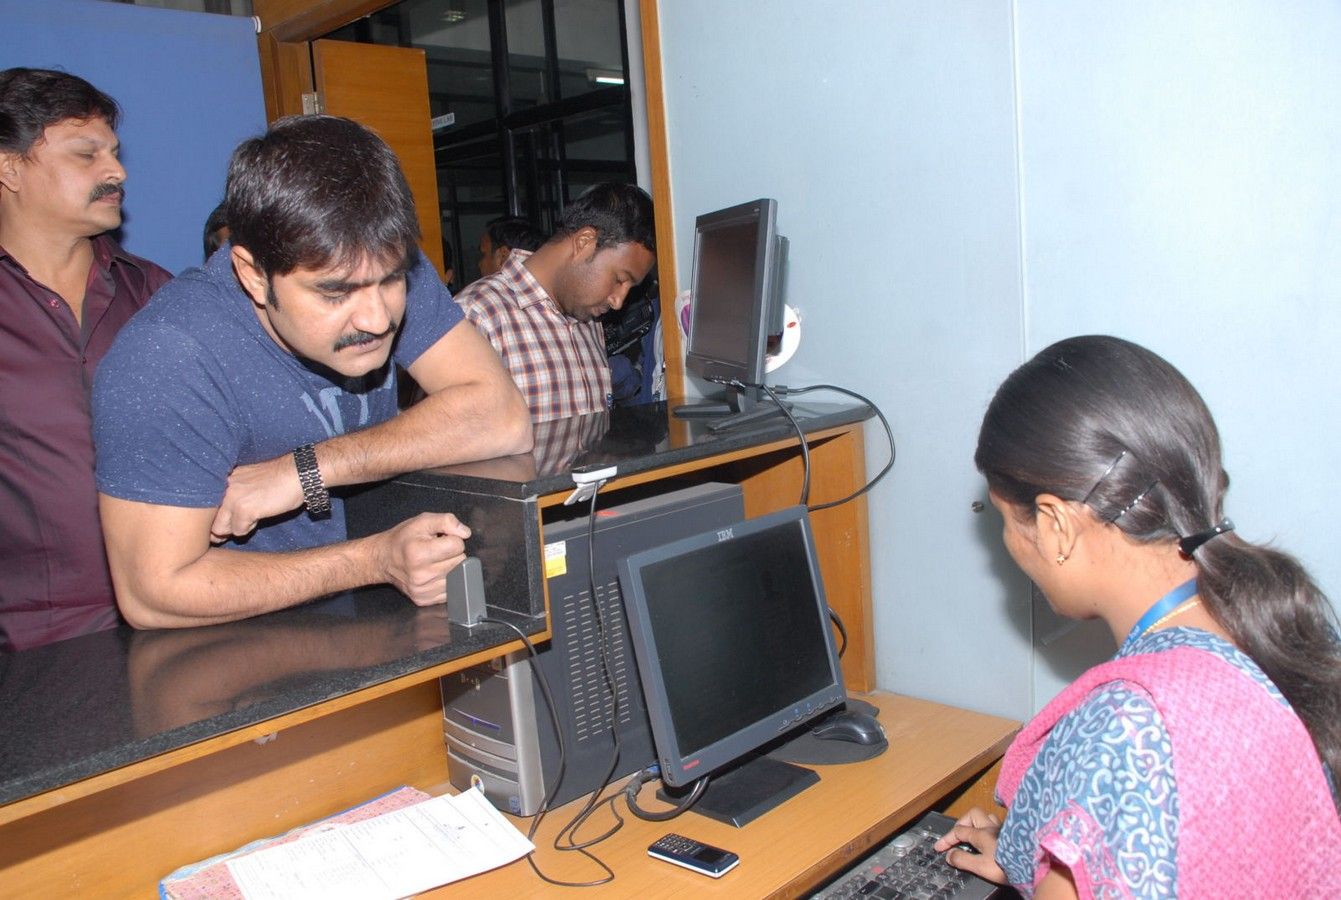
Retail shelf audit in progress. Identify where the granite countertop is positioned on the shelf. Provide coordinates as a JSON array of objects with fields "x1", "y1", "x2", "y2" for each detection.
[
  {"x1": 395, "y1": 399, "x2": 873, "y2": 498},
  {"x1": 0, "y1": 593, "x2": 543, "y2": 808},
  {"x1": 0, "y1": 399, "x2": 872, "y2": 810}
]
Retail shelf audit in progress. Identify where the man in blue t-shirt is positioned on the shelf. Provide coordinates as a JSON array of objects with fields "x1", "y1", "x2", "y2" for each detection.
[{"x1": 92, "y1": 115, "x2": 532, "y2": 629}]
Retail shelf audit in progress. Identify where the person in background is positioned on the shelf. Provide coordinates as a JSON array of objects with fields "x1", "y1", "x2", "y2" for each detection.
[
  {"x1": 941, "y1": 335, "x2": 1341, "y2": 896},
  {"x1": 456, "y1": 183, "x2": 655, "y2": 423},
  {"x1": 0, "y1": 67, "x2": 172, "y2": 651},
  {"x1": 476, "y1": 214, "x2": 544, "y2": 280},
  {"x1": 93, "y1": 115, "x2": 531, "y2": 629},
  {"x1": 203, "y1": 201, "x2": 228, "y2": 261}
]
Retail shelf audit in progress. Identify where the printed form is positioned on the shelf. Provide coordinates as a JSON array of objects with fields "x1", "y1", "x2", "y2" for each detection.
[{"x1": 225, "y1": 788, "x2": 533, "y2": 900}]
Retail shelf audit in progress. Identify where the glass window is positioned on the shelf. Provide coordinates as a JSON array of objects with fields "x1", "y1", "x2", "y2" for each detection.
[
  {"x1": 502, "y1": 0, "x2": 548, "y2": 108},
  {"x1": 509, "y1": 106, "x2": 631, "y2": 230},
  {"x1": 553, "y1": 0, "x2": 625, "y2": 94},
  {"x1": 324, "y1": 0, "x2": 635, "y2": 288},
  {"x1": 329, "y1": 0, "x2": 500, "y2": 130},
  {"x1": 437, "y1": 136, "x2": 508, "y2": 285},
  {"x1": 505, "y1": 0, "x2": 625, "y2": 107}
]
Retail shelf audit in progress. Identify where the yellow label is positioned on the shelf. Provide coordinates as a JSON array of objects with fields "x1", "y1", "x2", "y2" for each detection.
[{"x1": 544, "y1": 540, "x2": 567, "y2": 578}]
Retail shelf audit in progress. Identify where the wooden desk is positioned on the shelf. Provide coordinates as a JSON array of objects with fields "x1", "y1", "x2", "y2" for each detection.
[{"x1": 433, "y1": 691, "x2": 1017, "y2": 899}]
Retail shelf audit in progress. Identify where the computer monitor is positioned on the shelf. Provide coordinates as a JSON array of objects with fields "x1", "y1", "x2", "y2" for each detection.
[
  {"x1": 677, "y1": 198, "x2": 789, "y2": 428},
  {"x1": 616, "y1": 505, "x2": 845, "y2": 825}
]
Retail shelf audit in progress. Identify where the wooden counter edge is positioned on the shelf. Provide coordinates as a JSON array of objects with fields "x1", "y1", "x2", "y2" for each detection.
[{"x1": 533, "y1": 425, "x2": 861, "y2": 509}]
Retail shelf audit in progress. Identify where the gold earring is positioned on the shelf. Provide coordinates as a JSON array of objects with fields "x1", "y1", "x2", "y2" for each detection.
[{"x1": 1056, "y1": 553, "x2": 1068, "y2": 565}]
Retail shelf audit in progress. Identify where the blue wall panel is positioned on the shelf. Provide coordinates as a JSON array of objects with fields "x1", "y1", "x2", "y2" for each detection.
[{"x1": 1, "y1": 0, "x2": 266, "y2": 274}]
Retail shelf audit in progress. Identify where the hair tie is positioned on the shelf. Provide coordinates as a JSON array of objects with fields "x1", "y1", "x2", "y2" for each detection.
[{"x1": 1178, "y1": 518, "x2": 1235, "y2": 558}]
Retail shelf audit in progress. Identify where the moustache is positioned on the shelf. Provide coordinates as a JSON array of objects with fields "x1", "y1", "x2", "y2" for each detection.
[
  {"x1": 90, "y1": 183, "x2": 124, "y2": 203},
  {"x1": 333, "y1": 322, "x2": 398, "y2": 351}
]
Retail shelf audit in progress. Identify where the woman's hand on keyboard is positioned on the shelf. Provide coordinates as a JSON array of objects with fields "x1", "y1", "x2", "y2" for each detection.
[{"x1": 933, "y1": 807, "x2": 1008, "y2": 885}]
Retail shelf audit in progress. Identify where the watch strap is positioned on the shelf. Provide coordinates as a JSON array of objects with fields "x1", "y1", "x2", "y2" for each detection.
[{"x1": 293, "y1": 442, "x2": 331, "y2": 519}]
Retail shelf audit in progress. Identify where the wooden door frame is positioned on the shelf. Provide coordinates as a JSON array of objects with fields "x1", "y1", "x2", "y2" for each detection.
[{"x1": 252, "y1": 0, "x2": 685, "y2": 399}]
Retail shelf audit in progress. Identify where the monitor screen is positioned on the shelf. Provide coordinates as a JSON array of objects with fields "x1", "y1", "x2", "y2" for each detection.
[
  {"x1": 616, "y1": 506, "x2": 845, "y2": 788},
  {"x1": 684, "y1": 198, "x2": 783, "y2": 388}
]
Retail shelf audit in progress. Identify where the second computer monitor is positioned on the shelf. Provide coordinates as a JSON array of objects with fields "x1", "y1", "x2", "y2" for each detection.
[{"x1": 683, "y1": 197, "x2": 787, "y2": 410}]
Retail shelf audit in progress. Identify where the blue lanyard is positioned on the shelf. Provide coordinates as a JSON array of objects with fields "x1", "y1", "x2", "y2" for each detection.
[{"x1": 1123, "y1": 578, "x2": 1198, "y2": 646}]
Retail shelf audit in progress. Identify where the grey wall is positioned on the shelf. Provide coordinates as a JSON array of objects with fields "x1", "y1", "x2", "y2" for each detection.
[{"x1": 655, "y1": 0, "x2": 1341, "y2": 719}]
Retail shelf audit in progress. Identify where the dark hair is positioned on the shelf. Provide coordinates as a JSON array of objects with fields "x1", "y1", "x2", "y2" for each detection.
[
  {"x1": 976, "y1": 335, "x2": 1341, "y2": 797},
  {"x1": 203, "y1": 202, "x2": 228, "y2": 260},
  {"x1": 224, "y1": 115, "x2": 420, "y2": 277},
  {"x1": 485, "y1": 215, "x2": 545, "y2": 253},
  {"x1": 0, "y1": 67, "x2": 120, "y2": 156},
  {"x1": 551, "y1": 182, "x2": 655, "y2": 253}
]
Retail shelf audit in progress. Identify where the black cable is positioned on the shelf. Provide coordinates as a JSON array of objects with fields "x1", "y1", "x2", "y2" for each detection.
[
  {"x1": 482, "y1": 619, "x2": 616, "y2": 885},
  {"x1": 532, "y1": 482, "x2": 632, "y2": 883},
  {"x1": 623, "y1": 765, "x2": 710, "y2": 821},
  {"x1": 477, "y1": 617, "x2": 614, "y2": 886},
  {"x1": 828, "y1": 606, "x2": 849, "y2": 659},
  {"x1": 732, "y1": 378, "x2": 811, "y2": 506},
  {"x1": 528, "y1": 481, "x2": 637, "y2": 882},
  {"x1": 773, "y1": 383, "x2": 896, "y2": 513},
  {"x1": 584, "y1": 487, "x2": 620, "y2": 717},
  {"x1": 557, "y1": 788, "x2": 626, "y2": 850}
]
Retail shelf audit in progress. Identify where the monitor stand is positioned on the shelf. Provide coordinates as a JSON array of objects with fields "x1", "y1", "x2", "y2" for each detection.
[
  {"x1": 672, "y1": 390, "x2": 792, "y2": 433},
  {"x1": 657, "y1": 754, "x2": 819, "y2": 828}
]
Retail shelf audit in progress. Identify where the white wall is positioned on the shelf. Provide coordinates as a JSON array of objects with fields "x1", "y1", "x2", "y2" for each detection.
[
  {"x1": 658, "y1": 1, "x2": 1034, "y2": 718},
  {"x1": 1015, "y1": 0, "x2": 1341, "y2": 699},
  {"x1": 655, "y1": 0, "x2": 1341, "y2": 719}
]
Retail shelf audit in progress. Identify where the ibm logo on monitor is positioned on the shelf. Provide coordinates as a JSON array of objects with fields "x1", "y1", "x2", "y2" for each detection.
[{"x1": 715, "y1": 528, "x2": 734, "y2": 542}]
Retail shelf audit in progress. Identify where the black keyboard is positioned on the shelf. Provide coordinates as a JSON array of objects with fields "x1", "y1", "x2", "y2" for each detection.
[{"x1": 810, "y1": 811, "x2": 1003, "y2": 899}]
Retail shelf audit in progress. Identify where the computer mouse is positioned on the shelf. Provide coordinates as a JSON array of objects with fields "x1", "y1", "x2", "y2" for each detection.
[{"x1": 811, "y1": 710, "x2": 887, "y2": 746}]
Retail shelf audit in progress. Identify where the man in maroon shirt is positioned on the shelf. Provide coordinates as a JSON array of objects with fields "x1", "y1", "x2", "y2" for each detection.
[{"x1": 0, "y1": 68, "x2": 172, "y2": 651}]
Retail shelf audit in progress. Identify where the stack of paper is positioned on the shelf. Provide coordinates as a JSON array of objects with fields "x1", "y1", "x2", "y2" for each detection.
[{"x1": 160, "y1": 787, "x2": 533, "y2": 900}]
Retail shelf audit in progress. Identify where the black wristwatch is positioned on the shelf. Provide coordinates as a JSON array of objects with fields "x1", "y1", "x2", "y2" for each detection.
[{"x1": 293, "y1": 443, "x2": 331, "y2": 519}]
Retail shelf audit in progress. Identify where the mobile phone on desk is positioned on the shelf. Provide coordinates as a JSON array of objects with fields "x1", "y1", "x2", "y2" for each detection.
[{"x1": 647, "y1": 833, "x2": 740, "y2": 878}]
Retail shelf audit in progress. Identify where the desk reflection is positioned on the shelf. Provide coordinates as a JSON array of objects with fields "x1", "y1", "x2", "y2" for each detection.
[
  {"x1": 125, "y1": 596, "x2": 453, "y2": 737},
  {"x1": 425, "y1": 405, "x2": 670, "y2": 485}
]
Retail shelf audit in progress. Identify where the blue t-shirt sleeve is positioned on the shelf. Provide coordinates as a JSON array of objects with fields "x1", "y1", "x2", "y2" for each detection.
[
  {"x1": 93, "y1": 320, "x2": 241, "y2": 508},
  {"x1": 393, "y1": 250, "x2": 465, "y2": 367}
]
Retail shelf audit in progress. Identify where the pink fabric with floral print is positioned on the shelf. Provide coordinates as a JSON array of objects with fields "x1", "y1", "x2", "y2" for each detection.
[{"x1": 998, "y1": 646, "x2": 1341, "y2": 897}]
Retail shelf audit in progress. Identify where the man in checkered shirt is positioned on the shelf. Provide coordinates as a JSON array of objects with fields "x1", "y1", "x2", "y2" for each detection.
[{"x1": 456, "y1": 183, "x2": 655, "y2": 423}]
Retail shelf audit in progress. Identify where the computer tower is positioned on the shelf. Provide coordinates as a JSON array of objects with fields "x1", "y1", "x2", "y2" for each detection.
[{"x1": 440, "y1": 482, "x2": 745, "y2": 816}]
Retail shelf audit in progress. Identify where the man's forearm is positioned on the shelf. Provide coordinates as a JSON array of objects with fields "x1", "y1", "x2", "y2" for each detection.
[
  {"x1": 106, "y1": 495, "x2": 471, "y2": 630},
  {"x1": 314, "y1": 378, "x2": 532, "y2": 489},
  {"x1": 210, "y1": 322, "x2": 534, "y2": 541},
  {"x1": 114, "y1": 538, "x2": 383, "y2": 630}
]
